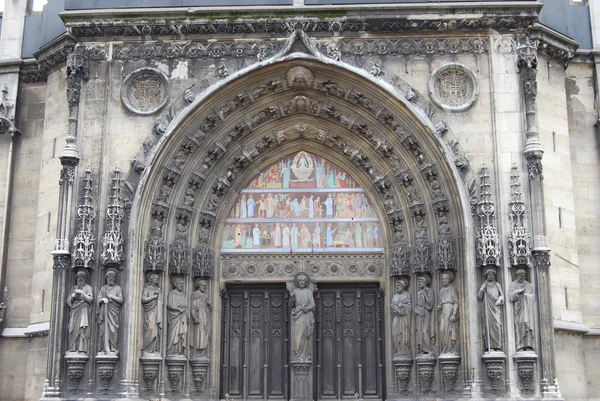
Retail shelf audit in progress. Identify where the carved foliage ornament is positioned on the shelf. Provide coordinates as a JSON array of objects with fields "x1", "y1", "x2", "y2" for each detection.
[
  {"x1": 429, "y1": 63, "x2": 479, "y2": 112},
  {"x1": 72, "y1": 168, "x2": 96, "y2": 269},
  {"x1": 508, "y1": 165, "x2": 530, "y2": 266},
  {"x1": 122, "y1": 67, "x2": 170, "y2": 115},
  {"x1": 101, "y1": 168, "x2": 125, "y2": 267},
  {"x1": 476, "y1": 164, "x2": 500, "y2": 267}
]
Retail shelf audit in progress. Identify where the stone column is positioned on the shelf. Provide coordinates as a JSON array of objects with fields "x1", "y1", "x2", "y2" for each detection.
[
  {"x1": 42, "y1": 44, "x2": 88, "y2": 399},
  {"x1": 516, "y1": 34, "x2": 559, "y2": 397}
]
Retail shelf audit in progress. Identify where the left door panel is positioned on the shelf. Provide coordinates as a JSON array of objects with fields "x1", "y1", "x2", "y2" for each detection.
[{"x1": 221, "y1": 285, "x2": 289, "y2": 400}]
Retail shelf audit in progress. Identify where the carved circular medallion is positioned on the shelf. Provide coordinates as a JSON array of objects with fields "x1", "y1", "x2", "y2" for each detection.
[
  {"x1": 122, "y1": 67, "x2": 169, "y2": 115},
  {"x1": 284, "y1": 264, "x2": 294, "y2": 274},
  {"x1": 246, "y1": 264, "x2": 257, "y2": 274},
  {"x1": 429, "y1": 63, "x2": 479, "y2": 112},
  {"x1": 265, "y1": 264, "x2": 276, "y2": 275}
]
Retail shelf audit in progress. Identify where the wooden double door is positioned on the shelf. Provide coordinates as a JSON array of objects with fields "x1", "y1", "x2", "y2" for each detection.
[{"x1": 221, "y1": 284, "x2": 385, "y2": 401}]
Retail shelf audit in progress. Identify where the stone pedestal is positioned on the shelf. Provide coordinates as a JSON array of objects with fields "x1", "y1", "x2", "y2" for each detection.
[
  {"x1": 438, "y1": 354, "x2": 460, "y2": 394},
  {"x1": 140, "y1": 354, "x2": 162, "y2": 394},
  {"x1": 189, "y1": 357, "x2": 210, "y2": 395},
  {"x1": 165, "y1": 355, "x2": 187, "y2": 394},
  {"x1": 95, "y1": 353, "x2": 119, "y2": 394},
  {"x1": 290, "y1": 359, "x2": 313, "y2": 401},
  {"x1": 392, "y1": 356, "x2": 414, "y2": 395},
  {"x1": 415, "y1": 354, "x2": 437, "y2": 395},
  {"x1": 64, "y1": 353, "x2": 88, "y2": 394},
  {"x1": 513, "y1": 351, "x2": 537, "y2": 395},
  {"x1": 482, "y1": 351, "x2": 506, "y2": 395}
]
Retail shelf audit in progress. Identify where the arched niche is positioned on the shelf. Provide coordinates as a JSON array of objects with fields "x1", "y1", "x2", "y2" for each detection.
[{"x1": 124, "y1": 52, "x2": 477, "y2": 397}]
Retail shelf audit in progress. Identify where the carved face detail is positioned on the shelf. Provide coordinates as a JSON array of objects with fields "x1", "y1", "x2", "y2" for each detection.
[
  {"x1": 174, "y1": 277, "x2": 184, "y2": 291},
  {"x1": 516, "y1": 270, "x2": 526, "y2": 283},
  {"x1": 485, "y1": 270, "x2": 496, "y2": 282},
  {"x1": 418, "y1": 276, "x2": 426, "y2": 289},
  {"x1": 441, "y1": 273, "x2": 450, "y2": 286},
  {"x1": 76, "y1": 272, "x2": 87, "y2": 287},
  {"x1": 197, "y1": 280, "x2": 207, "y2": 292},
  {"x1": 106, "y1": 271, "x2": 116, "y2": 285},
  {"x1": 150, "y1": 274, "x2": 159, "y2": 285},
  {"x1": 396, "y1": 279, "x2": 405, "y2": 293},
  {"x1": 297, "y1": 275, "x2": 307, "y2": 288}
]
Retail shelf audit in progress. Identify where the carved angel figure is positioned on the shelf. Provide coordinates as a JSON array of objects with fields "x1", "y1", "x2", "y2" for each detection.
[{"x1": 287, "y1": 273, "x2": 317, "y2": 362}]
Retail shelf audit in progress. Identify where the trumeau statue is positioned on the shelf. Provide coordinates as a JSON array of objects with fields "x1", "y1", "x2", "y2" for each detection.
[
  {"x1": 97, "y1": 269, "x2": 123, "y2": 354},
  {"x1": 67, "y1": 269, "x2": 93, "y2": 354},
  {"x1": 414, "y1": 275, "x2": 435, "y2": 354},
  {"x1": 167, "y1": 276, "x2": 188, "y2": 355},
  {"x1": 508, "y1": 269, "x2": 536, "y2": 351},
  {"x1": 391, "y1": 277, "x2": 412, "y2": 357},
  {"x1": 478, "y1": 268, "x2": 504, "y2": 352},
  {"x1": 191, "y1": 279, "x2": 211, "y2": 358},
  {"x1": 287, "y1": 273, "x2": 316, "y2": 362},
  {"x1": 141, "y1": 273, "x2": 163, "y2": 354},
  {"x1": 438, "y1": 271, "x2": 459, "y2": 355}
]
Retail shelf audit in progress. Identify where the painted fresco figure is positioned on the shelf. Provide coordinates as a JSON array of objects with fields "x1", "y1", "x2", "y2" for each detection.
[
  {"x1": 67, "y1": 269, "x2": 93, "y2": 354},
  {"x1": 287, "y1": 273, "x2": 316, "y2": 362},
  {"x1": 97, "y1": 269, "x2": 123, "y2": 354},
  {"x1": 414, "y1": 275, "x2": 435, "y2": 354},
  {"x1": 509, "y1": 269, "x2": 536, "y2": 351},
  {"x1": 391, "y1": 277, "x2": 412, "y2": 357},
  {"x1": 141, "y1": 273, "x2": 163, "y2": 354},
  {"x1": 191, "y1": 279, "x2": 211, "y2": 358},
  {"x1": 167, "y1": 276, "x2": 188, "y2": 355},
  {"x1": 438, "y1": 271, "x2": 459, "y2": 355},
  {"x1": 478, "y1": 268, "x2": 504, "y2": 352}
]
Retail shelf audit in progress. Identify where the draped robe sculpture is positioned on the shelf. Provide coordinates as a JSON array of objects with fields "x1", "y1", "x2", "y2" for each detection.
[
  {"x1": 191, "y1": 279, "x2": 211, "y2": 358},
  {"x1": 287, "y1": 273, "x2": 316, "y2": 362},
  {"x1": 508, "y1": 269, "x2": 536, "y2": 351},
  {"x1": 438, "y1": 271, "x2": 459, "y2": 355},
  {"x1": 414, "y1": 275, "x2": 435, "y2": 354},
  {"x1": 391, "y1": 278, "x2": 412, "y2": 357},
  {"x1": 67, "y1": 270, "x2": 93, "y2": 354},
  {"x1": 167, "y1": 276, "x2": 188, "y2": 355},
  {"x1": 141, "y1": 273, "x2": 162, "y2": 354},
  {"x1": 478, "y1": 268, "x2": 504, "y2": 352},
  {"x1": 97, "y1": 269, "x2": 123, "y2": 354}
]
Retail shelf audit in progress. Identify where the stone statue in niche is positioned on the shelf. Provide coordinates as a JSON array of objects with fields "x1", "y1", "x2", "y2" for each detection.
[
  {"x1": 97, "y1": 269, "x2": 123, "y2": 354},
  {"x1": 191, "y1": 279, "x2": 211, "y2": 359},
  {"x1": 141, "y1": 273, "x2": 163, "y2": 354},
  {"x1": 508, "y1": 269, "x2": 536, "y2": 351},
  {"x1": 391, "y1": 277, "x2": 412, "y2": 357},
  {"x1": 287, "y1": 273, "x2": 316, "y2": 362},
  {"x1": 167, "y1": 276, "x2": 188, "y2": 355},
  {"x1": 478, "y1": 268, "x2": 504, "y2": 352},
  {"x1": 66, "y1": 269, "x2": 93, "y2": 354},
  {"x1": 414, "y1": 275, "x2": 435, "y2": 354},
  {"x1": 438, "y1": 271, "x2": 459, "y2": 355}
]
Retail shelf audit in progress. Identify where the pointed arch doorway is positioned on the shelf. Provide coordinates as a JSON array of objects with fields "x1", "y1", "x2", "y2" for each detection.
[{"x1": 219, "y1": 150, "x2": 387, "y2": 401}]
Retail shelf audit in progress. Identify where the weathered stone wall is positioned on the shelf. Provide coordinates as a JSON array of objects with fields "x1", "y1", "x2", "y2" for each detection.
[{"x1": 0, "y1": 29, "x2": 598, "y2": 401}]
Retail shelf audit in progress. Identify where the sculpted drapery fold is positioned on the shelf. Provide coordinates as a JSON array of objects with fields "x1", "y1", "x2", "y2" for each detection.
[
  {"x1": 191, "y1": 279, "x2": 211, "y2": 358},
  {"x1": 391, "y1": 278, "x2": 412, "y2": 357},
  {"x1": 97, "y1": 269, "x2": 123, "y2": 354},
  {"x1": 288, "y1": 273, "x2": 316, "y2": 362},
  {"x1": 141, "y1": 273, "x2": 163, "y2": 354},
  {"x1": 509, "y1": 269, "x2": 536, "y2": 351},
  {"x1": 67, "y1": 270, "x2": 93, "y2": 354},
  {"x1": 478, "y1": 268, "x2": 504, "y2": 352}
]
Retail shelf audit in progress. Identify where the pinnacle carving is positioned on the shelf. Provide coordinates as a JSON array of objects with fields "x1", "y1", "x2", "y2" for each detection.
[
  {"x1": 508, "y1": 165, "x2": 530, "y2": 267},
  {"x1": 101, "y1": 168, "x2": 125, "y2": 267},
  {"x1": 516, "y1": 35, "x2": 538, "y2": 71},
  {"x1": 476, "y1": 164, "x2": 500, "y2": 267},
  {"x1": 72, "y1": 168, "x2": 96, "y2": 269}
]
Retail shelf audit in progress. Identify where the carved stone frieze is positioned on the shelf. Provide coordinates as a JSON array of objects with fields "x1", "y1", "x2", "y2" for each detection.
[
  {"x1": 72, "y1": 168, "x2": 96, "y2": 270},
  {"x1": 101, "y1": 168, "x2": 125, "y2": 267},
  {"x1": 476, "y1": 164, "x2": 500, "y2": 267},
  {"x1": 221, "y1": 254, "x2": 384, "y2": 280},
  {"x1": 508, "y1": 165, "x2": 531, "y2": 266}
]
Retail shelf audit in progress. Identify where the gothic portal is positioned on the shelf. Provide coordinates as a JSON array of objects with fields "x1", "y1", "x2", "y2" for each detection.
[{"x1": 38, "y1": 26, "x2": 559, "y2": 401}]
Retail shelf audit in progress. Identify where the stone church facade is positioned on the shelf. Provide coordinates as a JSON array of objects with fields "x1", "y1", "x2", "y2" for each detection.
[{"x1": 0, "y1": 1, "x2": 598, "y2": 401}]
